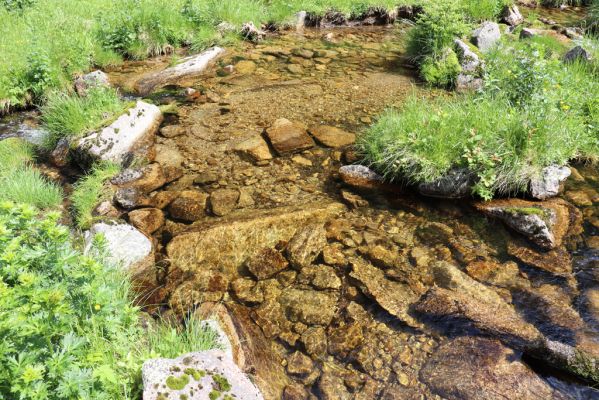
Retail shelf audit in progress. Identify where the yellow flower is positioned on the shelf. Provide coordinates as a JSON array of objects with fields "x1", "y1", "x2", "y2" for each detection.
[{"x1": 94, "y1": 304, "x2": 102, "y2": 311}]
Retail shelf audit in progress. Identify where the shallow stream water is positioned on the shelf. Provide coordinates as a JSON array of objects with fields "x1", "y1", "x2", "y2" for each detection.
[{"x1": 2, "y1": 22, "x2": 599, "y2": 400}]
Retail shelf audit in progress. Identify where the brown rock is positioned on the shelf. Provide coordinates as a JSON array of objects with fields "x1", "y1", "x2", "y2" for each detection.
[
  {"x1": 322, "y1": 244, "x2": 347, "y2": 266},
  {"x1": 93, "y1": 201, "x2": 120, "y2": 218},
  {"x1": 235, "y1": 60, "x2": 257, "y2": 74},
  {"x1": 128, "y1": 208, "x2": 165, "y2": 234},
  {"x1": 111, "y1": 163, "x2": 166, "y2": 193},
  {"x1": 150, "y1": 190, "x2": 179, "y2": 209},
  {"x1": 339, "y1": 165, "x2": 384, "y2": 190},
  {"x1": 318, "y1": 365, "x2": 351, "y2": 400},
  {"x1": 231, "y1": 278, "x2": 264, "y2": 304},
  {"x1": 160, "y1": 125, "x2": 187, "y2": 138},
  {"x1": 286, "y1": 224, "x2": 327, "y2": 269},
  {"x1": 247, "y1": 248, "x2": 289, "y2": 280},
  {"x1": 251, "y1": 297, "x2": 290, "y2": 339},
  {"x1": 169, "y1": 270, "x2": 229, "y2": 315},
  {"x1": 167, "y1": 202, "x2": 344, "y2": 279},
  {"x1": 114, "y1": 187, "x2": 152, "y2": 209},
  {"x1": 234, "y1": 135, "x2": 273, "y2": 164},
  {"x1": 301, "y1": 326, "x2": 327, "y2": 358},
  {"x1": 209, "y1": 188, "x2": 240, "y2": 216},
  {"x1": 350, "y1": 258, "x2": 421, "y2": 328},
  {"x1": 420, "y1": 336, "x2": 560, "y2": 400},
  {"x1": 283, "y1": 384, "x2": 309, "y2": 400},
  {"x1": 279, "y1": 288, "x2": 339, "y2": 326},
  {"x1": 298, "y1": 264, "x2": 342, "y2": 290},
  {"x1": 168, "y1": 190, "x2": 208, "y2": 222},
  {"x1": 340, "y1": 190, "x2": 369, "y2": 208},
  {"x1": 328, "y1": 323, "x2": 364, "y2": 358},
  {"x1": 309, "y1": 125, "x2": 356, "y2": 148},
  {"x1": 507, "y1": 240, "x2": 572, "y2": 276},
  {"x1": 264, "y1": 118, "x2": 314, "y2": 155},
  {"x1": 287, "y1": 351, "x2": 314, "y2": 376}
]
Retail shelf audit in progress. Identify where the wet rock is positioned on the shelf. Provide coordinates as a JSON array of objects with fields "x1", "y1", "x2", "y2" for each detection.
[
  {"x1": 286, "y1": 351, "x2": 314, "y2": 376},
  {"x1": 301, "y1": 326, "x2": 327, "y2": 358},
  {"x1": 112, "y1": 163, "x2": 166, "y2": 193},
  {"x1": 49, "y1": 138, "x2": 70, "y2": 167},
  {"x1": 76, "y1": 101, "x2": 162, "y2": 166},
  {"x1": 322, "y1": 244, "x2": 347, "y2": 267},
  {"x1": 154, "y1": 144, "x2": 184, "y2": 168},
  {"x1": 309, "y1": 125, "x2": 355, "y2": 148},
  {"x1": 466, "y1": 260, "x2": 525, "y2": 288},
  {"x1": 501, "y1": 4, "x2": 524, "y2": 26},
  {"x1": 350, "y1": 258, "x2": 421, "y2": 328},
  {"x1": 285, "y1": 224, "x2": 327, "y2": 269},
  {"x1": 564, "y1": 189, "x2": 593, "y2": 206},
  {"x1": 135, "y1": 47, "x2": 225, "y2": 95},
  {"x1": 142, "y1": 350, "x2": 263, "y2": 400},
  {"x1": 328, "y1": 323, "x2": 364, "y2": 359},
  {"x1": 251, "y1": 295, "x2": 290, "y2": 339},
  {"x1": 341, "y1": 189, "x2": 369, "y2": 208},
  {"x1": 471, "y1": 22, "x2": 501, "y2": 53},
  {"x1": 283, "y1": 383, "x2": 308, "y2": 400},
  {"x1": 339, "y1": 165, "x2": 385, "y2": 190},
  {"x1": 318, "y1": 366, "x2": 351, "y2": 400},
  {"x1": 128, "y1": 208, "x2": 165, "y2": 235},
  {"x1": 279, "y1": 288, "x2": 339, "y2": 326},
  {"x1": 418, "y1": 168, "x2": 475, "y2": 199},
  {"x1": 247, "y1": 248, "x2": 289, "y2": 280},
  {"x1": 529, "y1": 165, "x2": 571, "y2": 200},
  {"x1": 507, "y1": 241, "x2": 572, "y2": 276},
  {"x1": 168, "y1": 190, "x2": 208, "y2": 222},
  {"x1": 114, "y1": 187, "x2": 152, "y2": 209},
  {"x1": 93, "y1": 200, "x2": 120, "y2": 218},
  {"x1": 74, "y1": 70, "x2": 110, "y2": 95},
  {"x1": 159, "y1": 125, "x2": 186, "y2": 138},
  {"x1": 231, "y1": 278, "x2": 264, "y2": 304},
  {"x1": 167, "y1": 202, "x2": 344, "y2": 278},
  {"x1": 236, "y1": 60, "x2": 257, "y2": 74},
  {"x1": 170, "y1": 271, "x2": 229, "y2": 313},
  {"x1": 475, "y1": 198, "x2": 577, "y2": 250},
  {"x1": 234, "y1": 136, "x2": 273, "y2": 164},
  {"x1": 420, "y1": 337, "x2": 558, "y2": 400},
  {"x1": 291, "y1": 155, "x2": 312, "y2": 166},
  {"x1": 193, "y1": 171, "x2": 219, "y2": 186},
  {"x1": 264, "y1": 118, "x2": 314, "y2": 155},
  {"x1": 209, "y1": 188, "x2": 240, "y2": 216},
  {"x1": 84, "y1": 223, "x2": 153, "y2": 273},
  {"x1": 564, "y1": 45, "x2": 591, "y2": 63},
  {"x1": 241, "y1": 22, "x2": 266, "y2": 42},
  {"x1": 298, "y1": 264, "x2": 342, "y2": 290},
  {"x1": 150, "y1": 190, "x2": 179, "y2": 209}
]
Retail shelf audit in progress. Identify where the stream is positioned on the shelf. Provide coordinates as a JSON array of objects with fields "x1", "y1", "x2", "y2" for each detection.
[{"x1": 2, "y1": 19, "x2": 599, "y2": 400}]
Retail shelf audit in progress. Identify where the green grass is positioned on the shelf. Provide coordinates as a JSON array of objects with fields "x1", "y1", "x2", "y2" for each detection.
[
  {"x1": 359, "y1": 35, "x2": 599, "y2": 200},
  {"x1": 0, "y1": 138, "x2": 62, "y2": 208},
  {"x1": 70, "y1": 162, "x2": 120, "y2": 229},
  {"x1": 41, "y1": 87, "x2": 126, "y2": 150},
  {"x1": 0, "y1": 202, "x2": 220, "y2": 399}
]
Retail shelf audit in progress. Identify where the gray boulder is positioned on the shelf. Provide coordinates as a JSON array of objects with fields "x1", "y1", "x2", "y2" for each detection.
[
  {"x1": 75, "y1": 70, "x2": 110, "y2": 95},
  {"x1": 501, "y1": 5, "x2": 524, "y2": 26},
  {"x1": 529, "y1": 165, "x2": 571, "y2": 200},
  {"x1": 142, "y1": 350, "x2": 263, "y2": 400},
  {"x1": 77, "y1": 101, "x2": 162, "y2": 166},
  {"x1": 418, "y1": 168, "x2": 475, "y2": 199},
  {"x1": 84, "y1": 222, "x2": 153, "y2": 270},
  {"x1": 471, "y1": 22, "x2": 501, "y2": 53},
  {"x1": 454, "y1": 39, "x2": 482, "y2": 74},
  {"x1": 564, "y1": 45, "x2": 591, "y2": 63}
]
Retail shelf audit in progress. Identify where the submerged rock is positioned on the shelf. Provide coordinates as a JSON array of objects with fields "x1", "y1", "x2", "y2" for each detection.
[
  {"x1": 128, "y1": 208, "x2": 165, "y2": 235},
  {"x1": 529, "y1": 165, "x2": 571, "y2": 200},
  {"x1": 471, "y1": 22, "x2": 501, "y2": 53},
  {"x1": 279, "y1": 288, "x2": 339, "y2": 326},
  {"x1": 234, "y1": 135, "x2": 273, "y2": 164},
  {"x1": 339, "y1": 165, "x2": 385, "y2": 190},
  {"x1": 247, "y1": 248, "x2": 289, "y2": 280},
  {"x1": 350, "y1": 258, "x2": 421, "y2": 328},
  {"x1": 167, "y1": 202, "x2": 344, "y2": 278},
  {"x1": 475, "y1": 198, "x2": 578, "y2": 250},
  {"x1": 111, "y1": 163, "x2": 167, "y2": 193},
  {"x1": 264, "y1": 118, "x2": 314, "y2": 155},
  {"x1": 209, "y1": 188, "x2": 240, "y2": 217},
  {"x1": 309, "y1": 125, "x2": 356, "y2": 148},
  {"x1": 285, "y1": 224, "x2": 327, "y2": 269},
  {"x1": 76, "y1": 101, "x2": 162, "y2": 166},
  {"x1": 418, "y1": 168, "x2": 475, "y2": 198},
  {"x1": 135, "y1": 47, "x2": 225, "y2": 95},
  {"x1": 142, "y1": 350, "x2": 263, "y2": 400},
  {"x1": 420, "y1": 337, "x2": 559, "y2": 400},
  {"x1": 168, "y1": 190, "x2": 208, "y2": 222}
]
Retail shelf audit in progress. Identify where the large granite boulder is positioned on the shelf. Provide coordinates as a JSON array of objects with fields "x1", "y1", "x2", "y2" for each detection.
[
  {"x1": 142, "y1": 350, "x2": 263, "y2": 400},
  {"x1": 471, "y1": 22, "x2": 501, "y2": 53},
  {"x1": 135, "y1": 47, "x2": 225, "y2": 95},
  {"x1": 529, "y1": 165, "x2": 571, "y2": 200},
  {"x1": 77, "y1": 101, "x2": 162, "y2": 166}
]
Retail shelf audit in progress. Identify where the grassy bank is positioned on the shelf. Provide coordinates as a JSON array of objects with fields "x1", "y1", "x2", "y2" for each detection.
[{"x1": 359, "y1": 33, "x2": 599, "y2": 199}]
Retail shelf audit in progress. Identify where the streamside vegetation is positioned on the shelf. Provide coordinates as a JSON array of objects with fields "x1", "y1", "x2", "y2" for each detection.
[{"x1": 359, "y1": 25, "x2": 599, "y2": 199}]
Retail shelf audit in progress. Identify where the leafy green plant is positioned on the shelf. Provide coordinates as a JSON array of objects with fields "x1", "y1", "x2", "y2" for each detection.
[
  {"x1": 41, "y1": 86, "x2": 126, "y2": 150},
  {"x1": 1, "y1": 0, "x2": 36, "y2": 12},
  {"x1": 0, "y1": 202, "x2": 219, "y2": 399},
  {"x1": 70, "y1": 162, "x2": 121, "y2": 229},
  {"x1": 420, "y1": 48, "x2": 462, "y2": 87}
]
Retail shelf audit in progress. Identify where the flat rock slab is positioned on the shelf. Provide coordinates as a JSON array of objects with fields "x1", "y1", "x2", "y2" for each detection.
[
  {"x1": 136, "y1": 47, "x2": 225, "y2": 95},
  {"x1": 167, "y1": 202, "x2": 345, "y2": 278},
  {"x1": 77, "y1": 101, "x2": 162, "y2": 165},
  {"x1": 309, "y1": 125, "x2": 355, "y2": 148},
  {"x1": 420, "y1": 336, "x2": 559, "y2": 400},
  {"x1": 142, "y1": 350, "x2": 263, "y2": 400},
  {"x1": 264, "y1": 118, "x2": 314, "y2": 155}
]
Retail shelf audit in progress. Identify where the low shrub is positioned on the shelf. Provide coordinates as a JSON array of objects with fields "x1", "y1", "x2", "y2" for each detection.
[
  {"x1": 420, "y1": 49, "x2": 462, "y2": 87},
  {"x1": 1, "y1": 0, "x2": 36, "y2": 12},
  {"x1": 41, "y1": 87, "x2": 126, "y2": 150},
  {"x1": 0, "y1": 202, "x2": 219, "y2": 399},
  {"x1": 70, "y1": 162, "x2": 121, "y2": 229},
  {"x1": 461, "y1": 0, "x2": 512, "y2": 22}
]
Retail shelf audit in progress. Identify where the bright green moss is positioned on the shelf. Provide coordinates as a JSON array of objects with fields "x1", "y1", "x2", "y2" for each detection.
[
  {"x1": 166, "y1": 375, "x2": 190, "y2": 391},
  {"x1": 212, "y1": 374, "x2": 231, "y2": 392}
]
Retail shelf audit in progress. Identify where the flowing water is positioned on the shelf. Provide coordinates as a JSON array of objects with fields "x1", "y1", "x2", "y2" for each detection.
[{"x1": 2, "y1": 22, "x2": 599, "y2": 400}]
